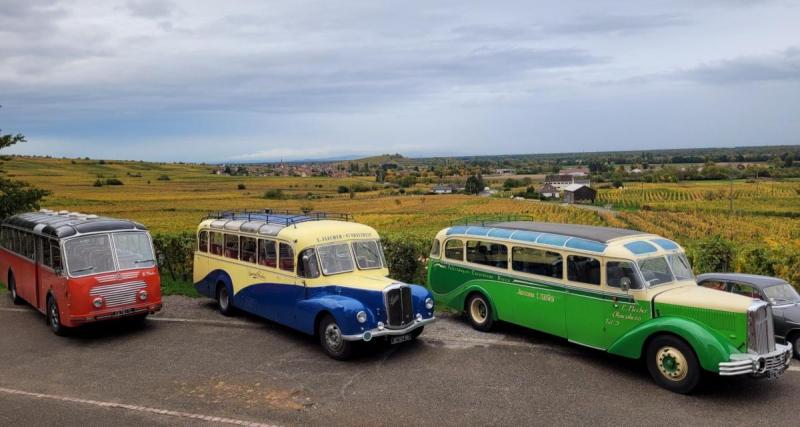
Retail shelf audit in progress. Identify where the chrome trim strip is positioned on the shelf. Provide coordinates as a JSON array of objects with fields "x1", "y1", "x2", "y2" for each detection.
[{"x1": 342, "y1": 317, "x2": 435, "y2": 341}]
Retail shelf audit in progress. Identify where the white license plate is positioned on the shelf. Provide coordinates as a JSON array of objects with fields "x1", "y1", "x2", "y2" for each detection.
[{"x1": 390, "y1": 334, "x2": 413, "y2": 345}]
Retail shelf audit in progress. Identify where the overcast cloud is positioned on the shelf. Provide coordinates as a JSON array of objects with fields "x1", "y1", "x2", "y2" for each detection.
[{"x1": 1, "y1": 0, "x2": 798, "y2": 162}]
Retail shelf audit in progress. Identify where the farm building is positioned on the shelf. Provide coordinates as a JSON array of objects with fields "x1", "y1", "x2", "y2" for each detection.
[
  {"x1": 539, "y1": 183, "x2": 559, "y2": 198},
  {"x1": 558, "y1": 167, "x2": 589, "y2": 176},
  {"x1": 544, "y1": 174, "x2": 590, "y2": 191},
  {"x1": 562, "y1": 184, "x2": 596, "y2": 204}
]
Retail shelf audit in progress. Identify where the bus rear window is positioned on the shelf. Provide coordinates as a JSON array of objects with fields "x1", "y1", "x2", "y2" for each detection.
[{"x1": 65, "y1": 235, "x2": 116, "y2": 276}]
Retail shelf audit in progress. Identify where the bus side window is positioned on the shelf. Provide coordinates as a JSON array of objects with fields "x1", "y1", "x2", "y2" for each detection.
[
  {"x1": 50, "y1": 240, "x2": 63, "y2": 272},
  {"x1": 279, "y1": 243, "x2": 294, "y2": 272},
  {"x1": 224, "y1": 234, "x2": 239, "y2": 259},
  {"x1": 445, "y1": 239, "x2": 464, "y2": 261},
  {"x1": 0, "y1": 226, "x2": 7, "y2": 249},
  {"x1": 606, "y1": 261, "x2": 643, "y2": 290},
  {"x1": 512, "y1": 246, "x2": 563, "y2": 279},
  {"x1": 210, "y1": 232, "x2": 223, "y2": 256},
  {"x1": 13, "y1": 229, "x2": 22, "y2": 254},
  {"x1": 241, "y1": 236, "x2": 257, "y2": 264},
  {"x1": 567, "y1": 255, "x2": 601, "y2": 286},
  {"x1": 198, "y1": 231, "x2": 208, "y2": 253},
  {"x1": 22, "y1": 232, "x2": 35, "y2": 260},
  {"x1": 258, "y1": 239, "x2": 277, "y2": 268},
  {"x1": 40, "y1": 237, "x2": 52, "y2": 268}
]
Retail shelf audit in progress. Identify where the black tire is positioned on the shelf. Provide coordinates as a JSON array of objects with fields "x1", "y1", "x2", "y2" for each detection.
[
  {"x1": 790, "y1": 334, "x2": 800, "y2": 359},
  {"x1": 466, "y1": 293, "x2": 494, "y2": 332},
  {"x1": 646, "y1": 335, "x2": 701, "y2": 394},
  {"x1": 216, "y1": 284, "x2": 235, "y2": 316},
  {"x1": 46, "y1": 296, "x2": 68, "y2": 336},
  {"x1": 8, "y1": 273, "x2": 23, "y2": 305},
  {"x1": 318, "y1": 314, "x2": 354, "y2": 360}
]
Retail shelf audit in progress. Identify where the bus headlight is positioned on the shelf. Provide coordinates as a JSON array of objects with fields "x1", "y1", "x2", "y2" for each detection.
[
  {"x1": 377, "y1": 321, "x2": 385, "y2": 330},
  {"x1": 138, "y1": 290, "x2": 148, "y2": 301},
  {"x1": 92, "y1": 297, "x2": 104, "y2": 308},
  {"x1": 425, "y1": 298, "x2": 434, "y2": 310},
  {"x1": 356, "y1": 311, "x2": 367, "y2": 323}
]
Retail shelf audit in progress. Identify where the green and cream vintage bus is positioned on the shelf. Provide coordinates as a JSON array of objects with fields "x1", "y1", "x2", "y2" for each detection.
[{"x1": 428, "y1": 219, "x2": 792, "y2": 393}]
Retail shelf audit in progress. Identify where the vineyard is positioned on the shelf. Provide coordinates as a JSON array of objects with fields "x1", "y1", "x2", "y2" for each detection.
[{"x1": 4, "y1": 157, "x2": 800, "y2": 287}]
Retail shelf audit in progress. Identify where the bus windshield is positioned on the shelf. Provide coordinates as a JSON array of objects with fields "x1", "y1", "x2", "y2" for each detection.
[
  {"x1": 65, "y1": 232, "x2": 155, "y2": 277},
  {"x1": 316, "y1": 243, "x2": 355, "y2": 275},
  {"x1": 113, "y1": 232, "x2": 156, "y2": 270},
  {"x1": 352, "y1": 240, "x2": 385, "y2": 269},
  {"x1": 64, "y1": 234, "x2": 116, "y2": 277}
]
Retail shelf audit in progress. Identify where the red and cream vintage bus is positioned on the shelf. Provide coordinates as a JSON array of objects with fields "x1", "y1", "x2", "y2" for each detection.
[{"x1": 0, "y1": 210, "x2": 162, "y2": 334}]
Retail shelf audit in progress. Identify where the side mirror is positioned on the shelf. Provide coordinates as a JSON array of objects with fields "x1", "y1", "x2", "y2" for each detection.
[{"x1": 620, "y1": 277, "x2": 631, "y2": 293}]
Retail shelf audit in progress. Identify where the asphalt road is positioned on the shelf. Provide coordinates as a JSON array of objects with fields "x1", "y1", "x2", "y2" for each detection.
[{"x1": 0, "y1": 295, "x2": 798, "y2": 427}]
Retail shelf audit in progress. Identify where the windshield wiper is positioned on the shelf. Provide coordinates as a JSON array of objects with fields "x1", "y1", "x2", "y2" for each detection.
[{"x1": 71, "y1": 266, "x2": 95, "y2": 274}]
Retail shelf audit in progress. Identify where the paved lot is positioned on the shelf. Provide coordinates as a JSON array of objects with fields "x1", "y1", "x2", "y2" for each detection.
[{"x1": 0, "y1": 295, "x2": 798, "y2": 427}]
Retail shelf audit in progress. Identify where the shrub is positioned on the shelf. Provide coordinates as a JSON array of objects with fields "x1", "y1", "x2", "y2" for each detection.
[
  {"x1": 686, "y1": 235, "x2": 735, "y2": 273},
  {"x1": 105, "y1": 178, "x2": 124, "y2": 185},
  {"x1": 237, "y1": 183, "x2": 247, "y2": 190},
  {"x1": 380, "y1": 233, "x2": 430, "y2": 285},
  {"x1": 263, "y1": 189, "x2": 285, "y2": 199},
  {"x1": 152, "y1": 231, "x2": 195, "y2": 282},
  {"x1": 157, "y1": 175, "x2": 171, "y2": 181},
  {"x1": 93, "y1": 179, "x2": 104, "y2": 187},
  {"x1": 337, "y1": 185, "x2": 349, "y2": 194},
  {"x1": 736, "y1": 246, "x2": 775, "y2": 277}
]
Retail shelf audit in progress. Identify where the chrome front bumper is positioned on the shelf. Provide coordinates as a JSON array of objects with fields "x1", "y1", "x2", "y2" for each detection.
[
  {"x1": 342, "y1": 317, "x2": 436, "y2": 342},
  {"x1": 718, "y1": 343, "x2": 793, "y2": 377}
]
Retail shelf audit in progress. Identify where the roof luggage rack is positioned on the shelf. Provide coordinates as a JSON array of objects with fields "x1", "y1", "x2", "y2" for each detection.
[
  {"x1": 205, "y1": 209, "x2": 353, "y2": 227},
  {"x1": 450, "y1": 214, "x2": 534, "y2": 227}
]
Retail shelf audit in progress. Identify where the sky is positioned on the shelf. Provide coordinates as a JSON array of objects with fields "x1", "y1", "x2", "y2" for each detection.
[{"x1": 1, "y1": 0, "x2": 799, "y2": 162}]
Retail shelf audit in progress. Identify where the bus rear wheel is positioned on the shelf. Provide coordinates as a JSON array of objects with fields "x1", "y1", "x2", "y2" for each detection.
[
  {"x1": 8, "y1": 273, "x2": 23, "y2": 305},
  {"x1": 46, "y1": 296, "x2": 68, "y2": 336},
  {"x1": 216, "y1": 284, "x2": 235, "y2": 316},
  {"x1": 646, "y1": 335, "x2": 701, "y2": 394},
  {"x1": 466, "y1": 293, "x2": 493, "y2": 332}
]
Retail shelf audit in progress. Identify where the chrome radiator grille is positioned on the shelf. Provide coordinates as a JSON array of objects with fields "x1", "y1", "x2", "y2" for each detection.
[
  {"x1": 384, "y1": 285, "x2": 414, "y2": 328},
  {"x1": 747, "y1": 302, "x2": 776, "y2": 354},
  {"x1": 90, "y1": 281, "x2": 146, "y2": 308}
]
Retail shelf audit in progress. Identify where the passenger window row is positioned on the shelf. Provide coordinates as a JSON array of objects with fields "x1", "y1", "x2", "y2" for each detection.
[
  {"x1": 197, "y1": 230, "x2": 294, "y2": 272},
  {"x1": 0, "y1": 226, "x2": 63, "y2": 270},
  {"x1": 442, "y1": 238, "x2": 637, "y2": 288}
]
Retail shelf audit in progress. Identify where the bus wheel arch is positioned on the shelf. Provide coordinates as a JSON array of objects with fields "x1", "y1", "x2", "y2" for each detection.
[
  {"x1": 464, "y1": 291, "x2": 494, "y2": 332},
  {"x1": 45, "y1": 292, "x2": 67, "y2": 336}
]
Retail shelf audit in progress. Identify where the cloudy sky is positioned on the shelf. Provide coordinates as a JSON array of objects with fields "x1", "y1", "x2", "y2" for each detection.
[{"x1": 1, "y1": 0, "x2": 798, "y2": 162}]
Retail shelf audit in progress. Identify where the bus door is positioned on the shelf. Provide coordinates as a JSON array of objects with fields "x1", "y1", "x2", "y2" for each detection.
[
  {"x1": 35, "y1": 238, "x2": 64, "y2": 313},
  {"x1": 564, "y1": 255, "x2": 608, "y2": 349}
]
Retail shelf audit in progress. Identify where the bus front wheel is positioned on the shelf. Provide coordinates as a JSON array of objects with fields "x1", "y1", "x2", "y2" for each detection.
[
  {"x1": 646, "y1": 334, "x2": 701, "y2": 394},
  {"x1": 46, "y1": 296, "x2": 68, "y2": 336},
  {"x1": 8, "y1": 273, "x2": 23, "y2": 305},
  {"x1": 318, "y1": 314, "x2": 354, "y2": 360}
]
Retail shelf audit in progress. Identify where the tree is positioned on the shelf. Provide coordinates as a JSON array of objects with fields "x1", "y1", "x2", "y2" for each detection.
[
  {"x1": 1, "y1": 130, "x2": 50, "y2": 219},
  {"x1": 464, "y1": 174, "x2": 484, "y2": 195}
]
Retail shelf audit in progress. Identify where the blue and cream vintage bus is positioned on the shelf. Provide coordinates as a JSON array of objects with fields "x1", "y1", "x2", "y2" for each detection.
[{"x1": 193, "y1": 210, "x2": 435, "y2": 359}]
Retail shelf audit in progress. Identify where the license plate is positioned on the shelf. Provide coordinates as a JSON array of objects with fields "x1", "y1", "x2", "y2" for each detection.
[
  {"x1": 390, "y1": 334, "x2": 413, "y2": 345},
  {"x1": 112, "y1": 308, "x2": 136, "y2": 317}
]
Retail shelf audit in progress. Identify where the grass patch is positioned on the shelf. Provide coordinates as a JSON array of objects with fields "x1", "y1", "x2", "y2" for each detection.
[{"x1": 160, "y1": 277, "x2": 199, "y2": 297}]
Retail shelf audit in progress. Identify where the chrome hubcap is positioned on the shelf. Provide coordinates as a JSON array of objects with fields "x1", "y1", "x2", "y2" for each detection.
[
  {"x1": 324, "y1": 323, "x2": 343, "y2": 351},
  {"x1": 470, "y1": 299, "x2": 488, "y2": 323},
  {"x1": 657, "y1": 346, "x2": 688, "y2": 381}
]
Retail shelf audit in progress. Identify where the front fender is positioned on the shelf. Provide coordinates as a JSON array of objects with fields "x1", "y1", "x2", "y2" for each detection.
[
  {"x1": 607, "y1": 316, "x2": 740, "y2": 372},
  {"x1": 295, "y1": 295, "x2": 370, "y2": 336}
]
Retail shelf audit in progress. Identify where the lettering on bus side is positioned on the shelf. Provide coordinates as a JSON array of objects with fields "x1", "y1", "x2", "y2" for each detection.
[
  {"x1": 315, "y1": 232, "x2": 374, "y2": 243},
  {"x1": 516, "y1": 289, "x2": 556, "y2": 303}
]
